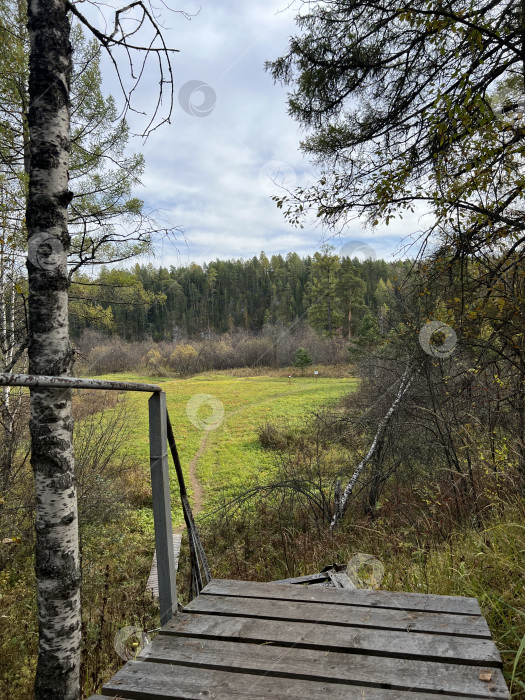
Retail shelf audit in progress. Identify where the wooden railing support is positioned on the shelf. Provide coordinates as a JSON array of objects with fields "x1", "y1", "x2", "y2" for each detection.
[{"x1": 148, "y1": 391, "x2": 177, "y2": 624}]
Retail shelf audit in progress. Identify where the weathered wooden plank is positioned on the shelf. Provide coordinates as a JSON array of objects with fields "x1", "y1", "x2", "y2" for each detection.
[
  {"x1": 162, "y1": 612, "x2": 502, "y2": 666},
  {"x1": 202, "y1": 578, "x2": 482, "y2": 615},
  {"x1": 184, "y1": 593, "x2": 491, "y2": 637},
  {"x1": 146, "y1": 534, "x2": 182, "y2": 598},
  {"x1": 138, "y1": 635, "x2": 509, "y2": 698},
  {"x1": 327, "y1": 569, "x2": 357, "y2": 589},
  {"x1": 101, "y1": 660, "x2": 487, "y2": 699},
  {"x1": 272, "y1": 571, "x2": 330, "y2": 584}
]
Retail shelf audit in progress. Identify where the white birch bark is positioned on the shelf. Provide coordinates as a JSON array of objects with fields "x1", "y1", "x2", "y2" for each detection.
[
  {"x1": 26, "y1": 1, "x2": 80, "y2": 697},
  {"x1": 330, "y1": 365, "x2": 415, "y2": 528},
  {"x1": 7, "y1": 255, "x2": 15, "y2": 372},
  {"x1": 0, "y1": 232, "x2": 7, "y2": 367},
  {"x1": 0, "y1": 215, "x2": 13, "y2": 423}
]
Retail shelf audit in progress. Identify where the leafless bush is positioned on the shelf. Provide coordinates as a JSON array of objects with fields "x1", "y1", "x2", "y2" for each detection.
[
  {"x1": 74, "y1": 329, "x2": 108, "y2": 356},
  {"x1": 72, "y1": 389, "x2": 119, "y2": 421},
  {"x1": 199, "y1": 337, "x2": 237, "y2": 370},
  {"x1": 74, "y1": 399, "x2": 147, "y2": 525},
  {"x1": 0, "y1": 391, "x2": 33, "y2": 566},
  {"x1": 79, "y1": 323, "x2": 354, "y2": 377},
  {"x1": 236, "y1": 336, "x2": 272, "y2": 366},
  {"x1": 258, "y1": 421, "x2": 290, "y2": 451},
  {"x1": 344, "y1": 348, "x2": 524, "y2": 530},
  {"x1": 80, "y1": 338, "x2": 156, "y2": 375},
  {"x1": 0, "y1": 388, "x2": 147, "y2": 570},
  {"x1": 220, "y1": 419, "x2": 345, "y2": 535}
]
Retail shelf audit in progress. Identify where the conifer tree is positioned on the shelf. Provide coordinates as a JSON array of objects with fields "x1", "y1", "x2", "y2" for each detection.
[{"x1": 307, "y1": 245, "x2": 342, "y2": 336}]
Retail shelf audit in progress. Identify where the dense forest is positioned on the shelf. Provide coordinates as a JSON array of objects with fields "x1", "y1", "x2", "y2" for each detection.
[{"x1": 69, "y1": 251, "x2": 411, "y2": 342}]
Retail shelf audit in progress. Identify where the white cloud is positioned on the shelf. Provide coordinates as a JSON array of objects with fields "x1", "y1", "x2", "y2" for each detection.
[{"x1": 84, "y1": 0, "x2": 425, "y2": 268}]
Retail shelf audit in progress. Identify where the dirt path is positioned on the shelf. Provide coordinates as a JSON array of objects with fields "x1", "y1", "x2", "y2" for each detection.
[
  {"x1": 174, "y1": 432, "x2": 208, "y2": 534},
  {"x1": 187, "y1": 432, "x2": 208, "y2": 516},
  {"x1": 176, "y1": 387, "x2": 310, "y2": 529},
  {"x1": 174, "y1": 382, "x2": 332, "y2": 531}
]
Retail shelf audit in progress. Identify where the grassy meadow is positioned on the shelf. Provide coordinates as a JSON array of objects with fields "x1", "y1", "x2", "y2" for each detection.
[
  {"x1": 95, "y1": 371, "x2": 358, "y2": 526},
  {"x1": 83, "y1": 370, "x2": 525, "y2": 697}
]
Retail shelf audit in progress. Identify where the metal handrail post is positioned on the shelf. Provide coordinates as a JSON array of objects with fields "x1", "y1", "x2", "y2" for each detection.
[
  {"x1": 166, "y1": 412, "x2": 212, "y2": 591},
  {"x1": 0, "y1": 373, "x2": 178, "y2": 624},
  {"x1": 148, "y1": 391, "x2": 177, "y2": 624}
]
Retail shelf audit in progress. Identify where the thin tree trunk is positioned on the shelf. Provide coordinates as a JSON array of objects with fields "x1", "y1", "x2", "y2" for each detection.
[
  {"x1": 7, "y1": 255, "x2": 15, "y2": 371},
  {"x1": 331, "y1": 365, "x2": 415, "y2": 528},
  {"x1": 0, "y1": 206, "x2": 12, "y2": 422},
  {"x1": 26, "y1": 2, "x2": 80, "y2": 698},
  {"x1": 326, "y1": 270, "x2": 332, "y2": 335},
  {"x1": 0, "y1": 228, "x2": 7, "y2": 369}
]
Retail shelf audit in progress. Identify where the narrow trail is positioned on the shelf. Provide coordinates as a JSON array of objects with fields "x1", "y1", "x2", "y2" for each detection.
[
  {"x1": 173, "y1": 379, "x2": 347, "y2": 533},
  {"x1": 152, "y1": 380, "x2": 350, "y2": 591},
  {"x1": 187, "y1": 432, "x2": 208, "y2": 516},
  {"x1": 174, "y1": 432, "x2": 208, "y2": 535}
]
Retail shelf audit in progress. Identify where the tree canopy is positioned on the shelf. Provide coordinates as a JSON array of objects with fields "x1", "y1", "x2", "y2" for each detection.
[{"x1": 267, "y1": 0, "x2": 525, "y2": 265}]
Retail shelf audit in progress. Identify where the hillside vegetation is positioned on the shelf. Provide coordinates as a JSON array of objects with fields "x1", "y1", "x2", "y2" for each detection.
[
  {"x1": 69, "y1": 253, "x2": 404, "y2": 341},
  {"x1": 1, "y1": 366, "x2": 523, "y2": 696}
]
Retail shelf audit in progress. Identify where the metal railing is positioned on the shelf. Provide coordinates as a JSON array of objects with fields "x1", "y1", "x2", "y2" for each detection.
[
  {"x1": 0, "y1": 373, "x2": 178, "y2": 626},
  {"x1": 0, "y1": 373, "x2": 163, "y2": 393},
  {"x1": 166, "y1": 415, "x2": 211, "y2": 597}
]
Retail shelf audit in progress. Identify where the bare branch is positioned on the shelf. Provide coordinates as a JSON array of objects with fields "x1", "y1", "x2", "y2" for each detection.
[{"x1": 66, "y1": 0, "x2": 179, "y2": 136}]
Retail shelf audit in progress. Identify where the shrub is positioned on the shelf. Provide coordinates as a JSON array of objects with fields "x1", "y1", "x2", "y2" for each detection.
[
  {"x1": 293, "y1": 347, "x2": 313, "y2": 368},
  {"x1": 258, "y1": 421, "x2": 289, "y2": 451},
  {"x1": 143, "y1": 348, "x2": 163, "y2": 371},
  {"x1": 83, "y1": 339, "x2": 155, "y2": 375},
  {"x1": 169, "y1": 344, "x2": 199, "y2": 377}
]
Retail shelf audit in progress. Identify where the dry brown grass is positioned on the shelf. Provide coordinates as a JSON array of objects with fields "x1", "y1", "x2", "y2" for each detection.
[{"x1": 201, "y1": 363, "x2": 356, "y2": 378}]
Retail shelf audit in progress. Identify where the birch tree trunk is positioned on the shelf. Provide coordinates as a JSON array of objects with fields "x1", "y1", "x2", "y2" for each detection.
[
  {"x1": 26, "y1": 2, "x2": 80, "y2": 697},
  {"x1": 0, "y1": 230, "x2": 9, "y2": 414},
  {"x1": 0, "y1": 236, "x2": 15, "y2": 436},
  {"x1": 330, "y1": 365, "x2": 415, "y2": 528}
]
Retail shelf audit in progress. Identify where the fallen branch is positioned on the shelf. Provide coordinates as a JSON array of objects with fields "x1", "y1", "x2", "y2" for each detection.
[{"x1": 330, "y1": 364, "x2": 416, "y2": 528}]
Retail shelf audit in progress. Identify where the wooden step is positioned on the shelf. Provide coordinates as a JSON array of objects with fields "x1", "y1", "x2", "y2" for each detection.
[
  {"x1": 185, "y1": 589, "x2": 491, "y2": 637},
  {"x1": 202, "y1": 578, "x2": 482, "y2": 615},
  {"x1": 146, "y1": 533, "x2": 181, "y2": 598}
]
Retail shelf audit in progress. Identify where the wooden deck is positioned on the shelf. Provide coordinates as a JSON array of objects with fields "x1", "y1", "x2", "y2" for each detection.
[{"x1": 90, "y1": 578, "x2": 509, "y2": 699}]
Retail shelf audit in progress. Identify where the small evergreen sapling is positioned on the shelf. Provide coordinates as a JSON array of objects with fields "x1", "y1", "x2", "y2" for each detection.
[{"x1": 293, "y1": 347, "x2": 313, "y2": 369}]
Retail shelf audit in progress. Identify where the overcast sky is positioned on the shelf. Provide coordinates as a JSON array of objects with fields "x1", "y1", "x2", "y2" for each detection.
[{"x1": 91, "y1": 0, "x2": 428, "y2": 268}]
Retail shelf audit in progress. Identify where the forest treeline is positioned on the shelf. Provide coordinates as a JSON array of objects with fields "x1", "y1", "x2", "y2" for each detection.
[{"x1": 70, "y1": 250, "x2": 411, "y2": 342}]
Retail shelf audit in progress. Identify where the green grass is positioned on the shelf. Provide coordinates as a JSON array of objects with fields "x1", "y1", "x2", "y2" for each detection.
[
  {"x1": 95, "y1": 372, "x2": 357, "y2": 527},
  {"x1": 379, "y1": 500, "x2": 525, "y2": 696},
  {"x1": 87, "y1": 370, "x2": 524, "y2": 694}
]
